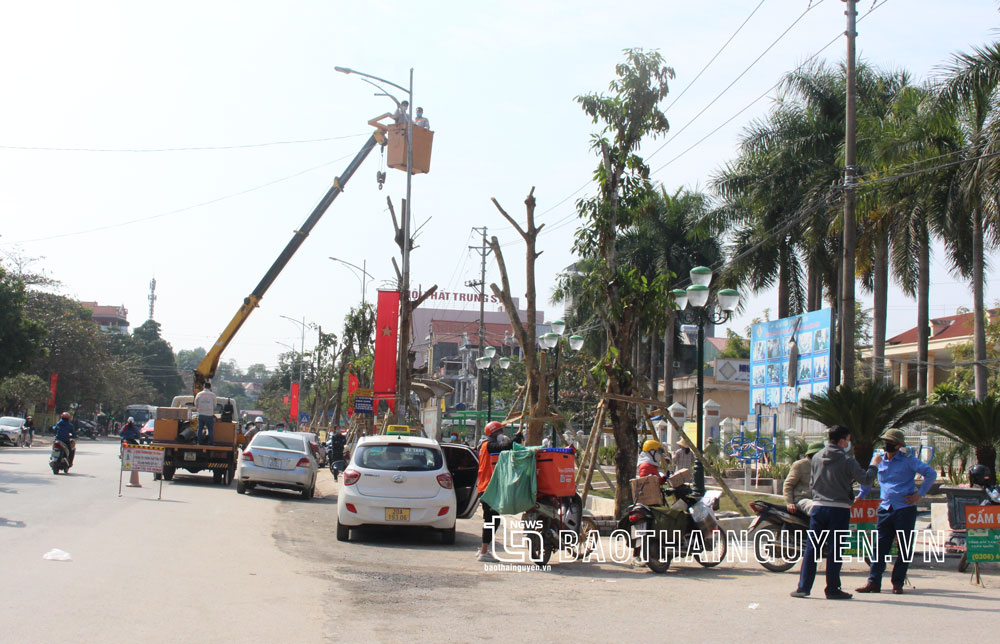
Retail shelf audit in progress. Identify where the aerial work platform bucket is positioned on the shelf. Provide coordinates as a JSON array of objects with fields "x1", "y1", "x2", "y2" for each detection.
[{"x1": 387, "y1": 123, "x2": 433, "y2": 174}]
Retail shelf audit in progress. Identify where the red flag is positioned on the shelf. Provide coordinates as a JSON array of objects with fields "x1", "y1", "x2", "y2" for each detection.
[
  {"x1": 290, "y1": 383, "x2": 300, "y2": 426},
  {"x1": 373, "y1": 290, "x2": 399, "y2": 408},
  {"x1": 347, "y1": 371, "x2": 360, "y2": 419},
  {"x1": 49, "y1": 373, "x2": 58, "y2": 410}
]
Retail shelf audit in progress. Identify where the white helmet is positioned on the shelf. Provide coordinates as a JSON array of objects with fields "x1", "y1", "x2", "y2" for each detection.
[
  {"x1": 127, "y1": 416, "x2": 135, "y2": 423},
  {"x1": 255, "y1": 416, "x2": 263, "y2": 423}
]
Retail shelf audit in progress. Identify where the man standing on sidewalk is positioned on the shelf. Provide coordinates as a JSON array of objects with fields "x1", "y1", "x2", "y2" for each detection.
[
  {"x1": 791, "y1": 425, "x2": 877, "y2": 600},
  {"x1": 856, "y1": 428, "x2": 937, "y2": 595}
]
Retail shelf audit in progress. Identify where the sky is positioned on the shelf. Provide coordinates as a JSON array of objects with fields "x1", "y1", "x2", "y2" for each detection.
[{"x1": 2, "y1": 0, "x2": 1000, "y2": 373}]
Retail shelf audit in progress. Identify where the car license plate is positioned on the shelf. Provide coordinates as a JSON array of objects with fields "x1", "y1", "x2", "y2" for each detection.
[
  {"x1": 184, "y1": 452, "x2": 196, "y2": 461},
  {"x1": 385, "y1": 508, "x2": 410, "y2": 521}
]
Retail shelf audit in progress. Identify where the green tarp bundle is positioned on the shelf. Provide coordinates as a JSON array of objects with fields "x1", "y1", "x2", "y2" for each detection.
[{"x1": 480, "y1": 443, "x2": 538, "y2": 515}]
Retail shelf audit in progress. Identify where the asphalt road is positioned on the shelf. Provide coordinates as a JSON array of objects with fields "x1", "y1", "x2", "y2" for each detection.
[{"x1": 2, "y1": 440, "x2": 999, "y2": 643}]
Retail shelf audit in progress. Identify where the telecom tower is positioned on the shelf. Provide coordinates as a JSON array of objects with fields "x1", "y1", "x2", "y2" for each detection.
[{"x1": 148, "y1": 278, "x2": 157, "y2": 320}]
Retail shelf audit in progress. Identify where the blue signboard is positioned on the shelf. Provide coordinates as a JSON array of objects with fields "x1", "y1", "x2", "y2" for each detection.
[
  {"x1": 749, "y1": 308, "x2": 832, "y2": 412},
  {"x1": 354, "y1": 396, "x2": 374, "y2": 415}
]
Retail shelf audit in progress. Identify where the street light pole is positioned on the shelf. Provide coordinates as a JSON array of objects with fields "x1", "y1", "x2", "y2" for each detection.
[
  {"x1": 335, "y1": 65, "x2": 414, "y2": 423},
  {"x1": 672, "y1": 268, "x2": 740, "y2": 497},
  {"x1": 280, "y1": 315, "x2": 308, "y2": 387},
  {"x1": 329, "y1": 256, "x2": 374, "y2": 306}
]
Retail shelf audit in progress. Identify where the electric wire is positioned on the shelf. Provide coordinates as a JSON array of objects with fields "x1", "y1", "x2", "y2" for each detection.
[{"x1": 0, "y1": 133, "x2": 369, "y2": 153}]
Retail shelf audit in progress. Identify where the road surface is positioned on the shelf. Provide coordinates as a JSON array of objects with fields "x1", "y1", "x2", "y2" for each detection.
[{"x1": 2, "y1": 440, "x2": 998, "y2": 643}]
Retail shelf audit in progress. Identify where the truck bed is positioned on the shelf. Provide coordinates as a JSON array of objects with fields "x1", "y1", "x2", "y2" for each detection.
[{"x1": 152, "y1": 441, "x2": 235, "y2": 452}]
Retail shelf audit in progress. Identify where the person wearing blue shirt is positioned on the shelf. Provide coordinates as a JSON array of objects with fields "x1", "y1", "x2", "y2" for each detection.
[
  {"x1": 53, "y1": 412, "x2": 77, "y2": 465},
  {"x1": 856, "y1": 428, "x2": 937, "y2": 595},
  {"x1": 120, "y1": 417, "x2": 141, "y2": 444}
]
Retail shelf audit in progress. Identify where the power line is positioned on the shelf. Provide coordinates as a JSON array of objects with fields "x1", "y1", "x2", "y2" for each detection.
[
  {"x1": 646, "y1": 0, "x2": 825, "y2": 163},
  {"x1": 0, "y1": 133, "x2": 369, "y2": 153},
  {"x1": 4, "y1": 151, "x2": 358, "y2": 244}
]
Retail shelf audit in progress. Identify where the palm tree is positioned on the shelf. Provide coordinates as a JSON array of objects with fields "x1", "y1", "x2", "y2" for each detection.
[
  {"x1": 798, "y1": 380, "x2": 930, "y2": 467},
  {"x1": 937, "y1": 41, "x2": 1000, "y2": 401},
  {"x1": 924, "y1": 397, "x2": 1000, "y2": 477}
]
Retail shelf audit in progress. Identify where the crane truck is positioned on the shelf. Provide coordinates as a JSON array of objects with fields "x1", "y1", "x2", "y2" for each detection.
[{"x1": 151, "y1": 127, "x2": 388, "y2": 484}]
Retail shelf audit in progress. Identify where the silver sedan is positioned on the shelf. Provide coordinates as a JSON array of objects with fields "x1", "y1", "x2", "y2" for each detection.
[{"x1": 236, "y1": 431, "x2": 318, "y2": 499}]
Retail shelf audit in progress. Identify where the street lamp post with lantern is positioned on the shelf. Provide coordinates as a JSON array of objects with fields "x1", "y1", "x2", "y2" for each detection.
[
  {"x1": 475, "y1": 347, "x2": 510, "y2": 423},
  {"x1": 539, "y1": 322, "x2": 585, "y2": 444},
  {"x1": 671, "y1": 266, "x2": 740, "y2": 497}
]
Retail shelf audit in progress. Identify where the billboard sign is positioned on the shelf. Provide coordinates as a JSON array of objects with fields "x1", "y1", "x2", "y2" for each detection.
[{"x1": 749, "y1": 308, "x2": 833, "y2": 412}]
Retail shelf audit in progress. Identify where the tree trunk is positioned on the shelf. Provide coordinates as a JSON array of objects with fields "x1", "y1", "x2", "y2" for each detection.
[
  {"x1": 872, "y1": 225, "x2": 888, "y2": 383},
  {"x1": 973, "y1": 211, "x2": 988, "y2": 401},
  {"x1": 807, "y1": 263, "x2": 822, "y2": 312},
  {"x1": 332, "y1": 353, "x2": 350, "y2": 426},
  {"x1": 777, "y1": 243, "x2": 790, "y2": 319},
  {"x1": 662, "y1": 314, "x2": 675, "y2": 406},
  {"x1": 649, "y1": 326, "x2": 657, "y2": 397},
  {"x1": 916, "y1": 224, "x2": 930, "y2": 403}
]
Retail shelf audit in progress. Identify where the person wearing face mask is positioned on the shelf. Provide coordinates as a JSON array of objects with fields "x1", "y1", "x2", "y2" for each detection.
[
  {"x1": 855, "y1": 428, "x2": 937, "y2": 595},
  {"x1": 791, "y1": 424, "x2": 877, "y2": 600}
]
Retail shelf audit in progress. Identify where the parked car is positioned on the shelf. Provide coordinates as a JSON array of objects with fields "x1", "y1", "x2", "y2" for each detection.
[
  {"x1": 299, "y1": 431, "x2": 327, "y2": 467},
  {"x1": 236, "y1": 430, "x2": 318, "y2": 499},
  {"x1": 336, "y1": 435, "x2": 481, "y2": 544},
  {"x1": 140, "y1": 419, "x2": 156, "y2": 444},
  {"x1": 0, "y1": 416, "x2": 26, "y2": 447}
]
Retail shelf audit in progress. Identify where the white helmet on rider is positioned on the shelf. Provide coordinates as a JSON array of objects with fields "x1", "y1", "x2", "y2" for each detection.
[
  {"x1": 255, "y1": 416, "x2": 264, "y2": 424},
  {"x1": 127, "y1": 417, "x2": 135, "y2": 424}
]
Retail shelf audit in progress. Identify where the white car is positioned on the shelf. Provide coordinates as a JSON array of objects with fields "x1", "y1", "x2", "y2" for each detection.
[
  {"x1": 0, "y1": 416, "x2": 26, "y2": 447},
  {"x1": 236, "y1": 431, "x2": 318, "y2": 499},
  {"x1": 336, "y1": 435, "x2": 481, "y2": 544}
]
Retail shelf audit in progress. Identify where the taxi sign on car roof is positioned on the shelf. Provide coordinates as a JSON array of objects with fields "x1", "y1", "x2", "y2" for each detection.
[{"x1": 386, "y1": 424, "x2": 417, "y2": 435}]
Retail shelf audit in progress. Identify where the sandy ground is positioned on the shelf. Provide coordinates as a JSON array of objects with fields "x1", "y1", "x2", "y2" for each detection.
[{"x1": 2, "y1": 441, "x2": 999, "y2": 643}]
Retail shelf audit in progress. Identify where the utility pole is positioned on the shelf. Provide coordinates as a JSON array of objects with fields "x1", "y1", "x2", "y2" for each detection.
[
  {"x1": 467, "y1": 226, "x2": 490, "y2": 416},
  {"x1": 839, "y1": 0, "x2": 858, "y2": 387}
]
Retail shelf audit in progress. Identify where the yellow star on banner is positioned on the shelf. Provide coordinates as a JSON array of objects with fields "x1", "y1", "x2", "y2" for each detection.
[{"x1": 382, "y1": 326, "x2": 393, "y2": 336}]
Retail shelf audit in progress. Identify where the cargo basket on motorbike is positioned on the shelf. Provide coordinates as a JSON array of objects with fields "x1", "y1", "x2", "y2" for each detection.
[
  {"x1": 650, "y1": 506, "x2": 687, "y2": 541},
  {"x1": 536, "y1": 448, "x2": 576, "y2": 496}
]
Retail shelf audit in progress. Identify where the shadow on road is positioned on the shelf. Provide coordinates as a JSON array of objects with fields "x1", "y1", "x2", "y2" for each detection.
[
  {"x1": 0, "y1": 471, "x2": 57, "y2": 487},
  {"x1": 0, "y1": 517, "x2": 26, "y2": 528}
]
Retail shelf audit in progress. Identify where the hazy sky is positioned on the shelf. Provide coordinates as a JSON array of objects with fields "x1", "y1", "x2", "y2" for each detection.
[{"x1": 2, "y1": 1, "x2": 999, "y2": 371}]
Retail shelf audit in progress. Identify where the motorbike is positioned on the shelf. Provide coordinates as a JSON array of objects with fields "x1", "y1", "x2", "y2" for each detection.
[
  {"x1": 520, "y1": 493, "x2": 599, "y2": 566},
  {"x1": 958, "y1": 465, "x2": 1000, "y2": 573},
  {"x1": 326, "y1": 434, "x2": 347, "y2": 481},
  {"x1": 619, "y1": 485, "x2": 727, "y2": 573},
  {"x1": 50, "y1": 438, "x2": 75, "y2": 474},
  {"x1": 747, "y1": 499, "x2": 810, "y2": 572},
  {"x1": 77, "y1": 424, "x2": 98, "y2": 441}
]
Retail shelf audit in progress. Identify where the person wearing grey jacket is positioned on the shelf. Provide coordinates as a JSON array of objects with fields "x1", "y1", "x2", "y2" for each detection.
[{"x1": 791, "y1": 425, "x2": 877, "y2": 600}]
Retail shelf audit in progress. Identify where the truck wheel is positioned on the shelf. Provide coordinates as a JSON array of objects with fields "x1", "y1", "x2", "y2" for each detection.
[
  {"x1": 336, "y1": 522, "x2": 350, "y2": 542},
  {"x1": 162, "y1": 466, "x2": 175, "y2": 481},
  {"x1": 224, "y1": 467, "x2": 234, "y2": 486},
  {"x1": 213, "y1": 470, "x2": 223, "y2": 485}
]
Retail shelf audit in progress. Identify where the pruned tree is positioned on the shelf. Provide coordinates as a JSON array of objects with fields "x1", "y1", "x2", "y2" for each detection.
[{"x1": 488, "y1": 187, "x2": 547, "y2": 445}]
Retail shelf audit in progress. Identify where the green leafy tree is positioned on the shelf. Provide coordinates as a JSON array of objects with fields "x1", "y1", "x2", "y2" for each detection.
[
  {"x1": 0, "y1": 265, "x2": 45, "y2": 379},
  {"x1": 0, "y1": 373, "x2": 50, "y2": 415},
  {"x1": 925, "y1": 397, "x2": 1000, "y2": 477},
  {"x1": 176, "y1": 347, "x2": 208, "y2": 372},
  {"x1": 131, "y1": 320, "x2": 184, "y2": 405},
  {"x1": 798, "y1": 380, "x2": 929, "y2": 467},
  {"x1": 569, "y1": 49, "x2": 676, "y2": 512},
  {"x1": 717, "y1": 330, "x2": 750, "y2": 359}
]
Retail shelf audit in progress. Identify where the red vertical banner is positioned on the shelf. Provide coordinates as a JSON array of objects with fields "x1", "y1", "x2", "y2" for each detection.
[
  {"x1": 290, "y1": 383, "x2": 300, "y2": 426},
  {"x1": 48, "y1": 373, "x2": 59, "y2": 410},
  {"x1": 373, "y1": 290, "x2": 400, "y2": 412},
  {"x1": 347, "y1": 372, "x2": 360, "y2": 418}
]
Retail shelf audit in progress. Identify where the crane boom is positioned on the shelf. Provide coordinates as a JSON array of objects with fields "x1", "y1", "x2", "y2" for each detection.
[{"x1": 193, "y1": 130, "x2": 385, "y2": 393}]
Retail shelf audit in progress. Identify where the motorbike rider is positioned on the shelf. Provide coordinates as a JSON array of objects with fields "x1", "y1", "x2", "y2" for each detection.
[
  {"x1": 476, "y1": 420, "x2": 513, "y2": 563},
  {"x1": 23, "y1": 415, "x2": 35, "y2": 447},
  {"x1": 120, "y1": 417, "x2": 142, "y2": 487},
  {"x1": 783, "y1": 442, "x2": 824, "y2": 514},
  {"x1": 245, "y1": 416, "x2": 264, "y2": 444},
  {"x1": 637, "y1": 439, "x2": 669, "y2": 481},
  {"x1": 53, "y1": 412, "x2": 77, "y2": 466},
  {"x1": 328, "y1": 430, "x2": 347, "y2": 481}
]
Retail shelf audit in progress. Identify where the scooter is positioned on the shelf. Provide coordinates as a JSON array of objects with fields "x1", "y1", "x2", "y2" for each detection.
[
  {"x1": 77, "y1": 424, "x2": 98, "y2": 441},
  {"x1": 747, "y1": 499, "x2": 810, "y2": 572},
  {"x1": 50, "y1": 439, "x2": 75, "y2": 474},
  {"x1": 520, "y1": 493, "x2": 598, "y2": 565},
  {"x1": 958, "y1": 464, "x2": 1000, "y2": 572},
  {"x1": 619, "y1": 484, "x2": 727, "y2": 573}
]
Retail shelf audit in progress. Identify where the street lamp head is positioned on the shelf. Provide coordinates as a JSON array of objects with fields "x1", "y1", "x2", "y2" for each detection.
[
  {"x1": 686, "y1": 284, "x2": 710, "y2": 309},
  {"x1": 334, "y1": 66, "x2": 353, "y2": 75},
  {"x1": 690, "y1": 266, "x2": 713, "y2": 287},
  {"x1": 671, "y1": 288, "x2": 688, "y2": 311},
  {"x1": 498, "y1": 356, "x2": 512, "y2": 370},
  {"x1": 717, "y1": 288, "x2": 740, "y2": 313},
  {"x1": 475, "y1": 356, "x2": 492, "y2": 370},
  {"x1": 551, "y1": 320, "x2": 566, "y2": 336},
  {"x1": 542, "y1": 332, "x2": 559, "y2": 350},
  {"x1": 568, "y1": 334, "x2": 584, "y2": 351},
  {"x1": 484, "y1": 346, "x2": 497, "y2": 359}
]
